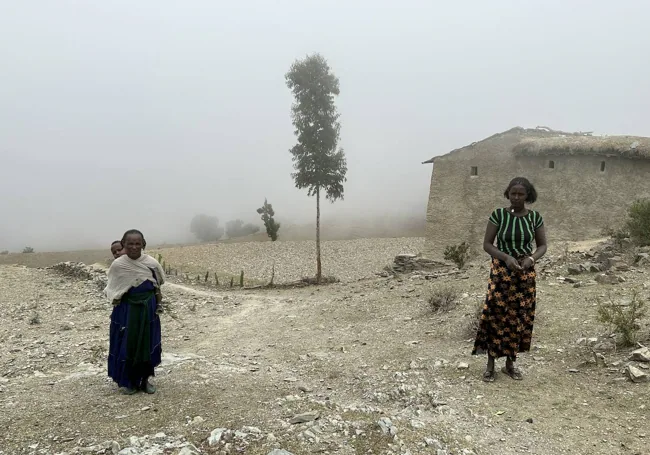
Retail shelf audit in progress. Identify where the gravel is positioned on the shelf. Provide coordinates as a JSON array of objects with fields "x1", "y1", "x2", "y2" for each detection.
[{"x1": 151, "y1": 238, "x2": 425, "y2": 284}]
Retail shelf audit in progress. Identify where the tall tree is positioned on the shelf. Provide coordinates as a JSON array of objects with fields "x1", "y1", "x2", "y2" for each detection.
[
  {"x1": 257, "y1": 198, "x2": 281, "y2": 241},
  {"x1": 286, "y1": 53, "x2": 347, "y2": 283}
]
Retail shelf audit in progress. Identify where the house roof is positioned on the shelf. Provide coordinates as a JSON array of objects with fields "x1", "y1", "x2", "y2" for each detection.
[
  {"x1": 513, "y1": 135, "x2": 650, "y2": 160},
  {"x1": 422, "y1": 126, "x2": 650, "y2": 163}
]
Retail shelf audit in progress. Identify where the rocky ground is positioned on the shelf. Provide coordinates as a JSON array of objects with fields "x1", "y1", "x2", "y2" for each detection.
[{"x1": 0, "y1": 238, "x2": 649, "y2": 455}]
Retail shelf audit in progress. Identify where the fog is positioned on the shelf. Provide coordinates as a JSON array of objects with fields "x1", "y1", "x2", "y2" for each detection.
[{"x1": 1, "y1": 1, "x2": 649, "y2": 252}]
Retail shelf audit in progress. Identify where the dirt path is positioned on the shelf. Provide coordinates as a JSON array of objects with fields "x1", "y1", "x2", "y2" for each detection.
[{"x1": 0, "y1": 262, "x2": 649, "y2": 455}]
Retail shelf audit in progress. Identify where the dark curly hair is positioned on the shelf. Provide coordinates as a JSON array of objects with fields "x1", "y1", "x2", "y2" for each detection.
[
  {"x1": 504, "y1": 177, "x2": 537, "y2": 204},
  {"x1": 121, "y1": 229, "x2": 146, "y2": 249}
]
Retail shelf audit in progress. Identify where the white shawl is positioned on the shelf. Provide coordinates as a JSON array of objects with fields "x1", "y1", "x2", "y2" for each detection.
[{"x1": 104, "y1": 253, "x2": 166, "y2": 303}]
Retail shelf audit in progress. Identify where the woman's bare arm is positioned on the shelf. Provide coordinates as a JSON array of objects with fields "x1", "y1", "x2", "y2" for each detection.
[
  {"x1": 483, "y1": 222, "x2": 511, "y2": 262},
  {"x1": 532, "y1": 225, "x2": 548, "y2": 261}
]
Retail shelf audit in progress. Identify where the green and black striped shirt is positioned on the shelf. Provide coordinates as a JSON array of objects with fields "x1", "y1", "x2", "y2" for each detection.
[{"x1": 489, "y1": 208, "x2": 544, "y2": 257}]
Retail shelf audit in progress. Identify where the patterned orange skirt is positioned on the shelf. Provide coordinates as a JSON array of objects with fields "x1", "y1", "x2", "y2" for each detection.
[{"x1": 472, "y1": 257, "x2": 536, "y2": 360}]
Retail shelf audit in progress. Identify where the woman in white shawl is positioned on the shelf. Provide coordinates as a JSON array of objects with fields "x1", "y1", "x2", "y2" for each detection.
[{"x1": 105, "y1": 229, "x2": 165, "y2": 395}]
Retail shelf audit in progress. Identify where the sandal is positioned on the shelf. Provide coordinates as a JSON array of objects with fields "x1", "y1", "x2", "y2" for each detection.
[
  {"x1": 482, "y1": 369, "x2": 496, "y2": 382},
  {"x1": 121, "y1": 387, "x2": 138, "y2": 395},
  {"x1": 501, "y1": 366, "x2": 523, "y2": 380}
]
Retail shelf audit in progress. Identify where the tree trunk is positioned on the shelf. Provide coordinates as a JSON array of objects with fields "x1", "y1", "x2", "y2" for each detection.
[{"x1": 316, "y1": 187, "x2": 322, "y2": 284}]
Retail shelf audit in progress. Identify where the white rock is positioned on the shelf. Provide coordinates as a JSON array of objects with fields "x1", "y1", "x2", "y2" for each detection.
[
  {"x1": 208, "y1": 428, "x2": 227, "y2": 446},
  {"x1": 118, "y1": 449, "x2": 139, "y2": 455},
  {"x1": 410, "y1": 419, "x2": 426, "y2": 429},
  {"x1": 178, "y1": 445, "x2": 200, "y2": 455},
  {"x1": 627, "y1": 365, "x2": 649, "y2": 383},
  {"x1": 289, "y1": 411, "x2": 320, "y2": 424},
  {"x1": 630, "y1": 347, "x2": 650, "y2": 363},
  {"x1": 190, "y1": 416, "x2": 204, "y2": 425},
  {"x1": 457, "y1": 362, "x2": 469, "y2": 370},
  {"x1": 378, "y1": 417, "x2": 397, "y2": 435},
  {"x1": 267, "y1": 450, "x2": 295, "y2": 455}
]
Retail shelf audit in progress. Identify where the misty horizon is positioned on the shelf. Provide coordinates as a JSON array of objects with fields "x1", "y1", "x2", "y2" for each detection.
[{"x1": 2, "y1": 1, "x2": 649, "y2": 252}]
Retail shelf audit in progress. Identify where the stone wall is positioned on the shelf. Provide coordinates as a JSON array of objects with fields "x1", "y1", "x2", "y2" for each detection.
[{"x1": 424, "y1": 130, "x2": 650, "y2": 259}]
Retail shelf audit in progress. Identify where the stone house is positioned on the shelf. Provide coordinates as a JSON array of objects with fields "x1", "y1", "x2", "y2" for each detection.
[{"x1": 422, "y1": 126, "x2": 650, "y2": 258}]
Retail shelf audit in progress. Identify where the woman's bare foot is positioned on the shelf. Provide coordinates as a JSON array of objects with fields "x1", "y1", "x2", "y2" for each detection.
[{"x1": 502, "y1": 361, "x2": 523, "y2": 380}]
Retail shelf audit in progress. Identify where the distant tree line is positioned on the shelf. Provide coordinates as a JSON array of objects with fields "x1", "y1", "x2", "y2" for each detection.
[{"x1": 190, "y1": 199, "x2": 281, "y2": 243}]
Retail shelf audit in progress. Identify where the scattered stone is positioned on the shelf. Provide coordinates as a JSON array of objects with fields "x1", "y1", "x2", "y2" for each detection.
[
  {"x1": 596, "y1": 274, "x2": 623, "y2": 285},
  {"x1": 410, "y1": 419, "x2": 426, "y2": 429},
  {"x1": 567, "y1": 265, "x2": 584, "y2": 275},
  {"x1": 267, "y1": 450, "x2": 295, "y2": 455},
  {"x1": 626, "y1": 365, "x2": 649, "y2": 383},
  {"x1": 585, "y1": 262, "x2": 603, "y2": 272},
  {"x1": 208, "y1": 428, "x2": 227, "y2": 446},
  {"x1": 297, "y1": 384, "x2": 313, "y2": 393},
  {"x1": 457, "y1": 362, "x2": 469, "y2": 370},
  {"x1": 289, "y1": 411, "x2": 320, "y2": 424},
  {"x1": 635, "y1": 252, "x2": 650, "y2": 266},
  {"x1": 378, "y1": 417, "x2": 398, "y2": 436},
  {"x1": 387, "y1": 254, "x2": 450, "y2": 275},
  {"x1": 630, "y1": 347, "x2": 650, "y2": 363},
  {"x1": 49, "y1": 261, "x2": 108, "y2": 291},
  {"x1": 190, "y1": 416, "x2": 204, "y2": 425},
  {"x1": 178, "y1": 445, "x2": 200, "y2": 455}
]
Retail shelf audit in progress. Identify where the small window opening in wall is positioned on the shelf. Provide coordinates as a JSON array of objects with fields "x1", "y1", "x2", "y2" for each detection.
[
  {"x1": 600, "y1": 161, "x2": 606, "y2": 172},
  {"x1": 470, "y1": 166, "x2": 478, "y2": 176},
  {"x1": 548, "y1": 160, "x2": 555, "y2": 169}
]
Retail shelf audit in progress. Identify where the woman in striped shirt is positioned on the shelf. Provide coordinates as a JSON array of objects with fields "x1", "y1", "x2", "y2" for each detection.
[{"x1": 472, "y1": 177, "x2": 548, "y2": 382}]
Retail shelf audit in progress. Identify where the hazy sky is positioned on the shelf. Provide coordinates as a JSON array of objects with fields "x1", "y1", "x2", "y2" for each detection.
[{"x1": 1, "y1": 1, "x2": 649, "y2": 251}]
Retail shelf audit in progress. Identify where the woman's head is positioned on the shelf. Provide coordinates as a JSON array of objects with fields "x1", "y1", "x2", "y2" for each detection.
[
  {"x1": 504, "y1": 177, "x2": 537, "y2": 207},
  {"x1": 110, "y1": 240, "x2": 124, "y2": 259},
  {"x1": 121, "y1": 229, "x2": 146, "y2": 260}
]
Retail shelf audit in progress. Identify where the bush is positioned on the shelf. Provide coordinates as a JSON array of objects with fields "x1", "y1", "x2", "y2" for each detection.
[
  {"x1": 0, "y1": 250, "x2": 8, "y2": 255},
  {"x1": 428, "y1": 286, "x2": 460, "y2": 313},
  {"x1": 625, "y1": 198, "x2": 650, "y2": 246},
  {"x1": 226, "y1": 219, "x2": 260, "y2": 238},
  {"x1": 190, "y1": 214, "x2": 224, "y2": 242},
  {"x1": 597, "y1": 291, "x2": 647, "y2": 347},
  {"x1": 22, "y1": 247, "x2": 34, "y2": 254},
  {"x1": 443, "y1": 241, "x2": 471, "y2": 269}
]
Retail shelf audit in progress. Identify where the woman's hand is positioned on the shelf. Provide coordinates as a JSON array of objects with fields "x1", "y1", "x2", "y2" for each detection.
[
  {"x1": 519, "y1": 257, "x2": 534, "y2": 270},
  {"x1": 505, "y1": 256, "x2": 523, "y2": 271}
]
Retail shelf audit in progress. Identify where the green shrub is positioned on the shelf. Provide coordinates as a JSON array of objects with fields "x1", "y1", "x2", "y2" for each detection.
[
  {"x1": 443, "y1": 241, "x2": 471, "y2": 269},
  {"x1": 597, "y1": 291, "x2": 647, "y2": 347},
  {"x1": 625, "y1": 198, "x2": 650, "y2": 246},
  {"x1": 0, "y1": 250, "x2": 8, "y2": 255},
  {"x1": 22, "y1": 247, "x2": 34, "y2": 254}
]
